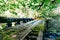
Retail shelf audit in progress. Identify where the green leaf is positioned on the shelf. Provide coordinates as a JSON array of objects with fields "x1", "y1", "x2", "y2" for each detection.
[{"x1": 12, "y1": 12, "x2": 17, "y2": 15}]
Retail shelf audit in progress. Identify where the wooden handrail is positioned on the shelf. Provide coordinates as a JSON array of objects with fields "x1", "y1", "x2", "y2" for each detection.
[{"x1": 0, "y1": 17, "x2": 34, "y2": 23}]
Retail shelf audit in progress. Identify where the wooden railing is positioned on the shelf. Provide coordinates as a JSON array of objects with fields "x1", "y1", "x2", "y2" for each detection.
[{"x1": 0, "y1": 17, "x2": 34, "y2": 27}]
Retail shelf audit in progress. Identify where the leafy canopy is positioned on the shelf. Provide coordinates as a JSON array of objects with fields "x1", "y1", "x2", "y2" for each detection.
[{"x1": 0, "y1": 0, "x2": 60, "y2": 17}]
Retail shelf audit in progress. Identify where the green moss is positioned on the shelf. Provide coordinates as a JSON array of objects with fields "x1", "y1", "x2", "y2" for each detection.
[{"x1": 32, "y1": 24, "x2": 45, "y2": 32}]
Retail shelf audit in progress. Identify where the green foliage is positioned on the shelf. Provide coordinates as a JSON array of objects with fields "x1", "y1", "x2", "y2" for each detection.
[
  {"x1": 0, "y1": 0, "x2": 60, "y2": 17},
  {"x1": 32, "y1": 24, "x2": 45, "y2": 32},
  {"x1": 19, "y1": 0, "x2": 59, "y2": 10},
  {"x1": 3, "y1": 35, "x2": 16, "y2": 40},
  {"x1": 18, "y1": 0, "x2": 60, "y2": 18},
  {"x1": 0, "y1": 28, "x2": 18, "y2": 40},
  {"x1": 12, "y1": 12, "x2": 17, "y2": 15}
]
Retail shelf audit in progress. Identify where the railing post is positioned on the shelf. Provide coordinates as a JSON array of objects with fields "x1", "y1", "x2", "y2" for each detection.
[
  {"x1": 23, "y1": 20, "x2": 27, "y2": 23},
  {"x1": 15, "y1": 21, "x2": 20, "y2": 25},
  {"x1": 7, "y1": 22, "x2": 12, "y2": 27}
]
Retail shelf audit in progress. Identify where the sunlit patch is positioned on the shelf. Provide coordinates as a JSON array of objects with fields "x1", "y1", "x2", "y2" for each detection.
[
  {"x1": 53, "y1": 4, "x2": 60, "y2": 15},
  {"x1": 0, "y1": 26, "x2": 3, "y2": 29}
]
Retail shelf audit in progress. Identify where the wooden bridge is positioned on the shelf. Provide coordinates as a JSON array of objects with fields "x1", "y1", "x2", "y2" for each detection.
[
  {"x1": 0, "y1": 17, "x2": 45, "y2": 40},
  {"x1": 0, "y1": 17, "x2": 59, "y2": 40}
]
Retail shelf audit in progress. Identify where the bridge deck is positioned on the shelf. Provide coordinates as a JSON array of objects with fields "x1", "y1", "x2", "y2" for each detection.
[{"x1": 15, "y1": 20, "x2": 44, "y2": 40}]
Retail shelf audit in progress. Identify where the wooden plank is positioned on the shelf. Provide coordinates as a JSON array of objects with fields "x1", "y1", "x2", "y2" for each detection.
[{"x1": 37, "y1": 31, "x2": 43, "y2": 40}]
